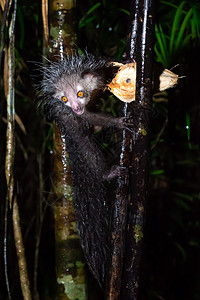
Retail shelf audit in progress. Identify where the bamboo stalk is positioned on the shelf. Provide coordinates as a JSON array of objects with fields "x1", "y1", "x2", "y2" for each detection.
[
  {"x1": 45, "y1": 1, "x2": 87, "y2": 299},
  {"x1": 121, "y1": 1, "x2": 155, "y2": 299}
]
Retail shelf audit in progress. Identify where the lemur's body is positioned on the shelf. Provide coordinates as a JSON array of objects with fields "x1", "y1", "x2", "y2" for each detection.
[{"x1": 39, "y1": 53, "x2": 124, "y2": 286}]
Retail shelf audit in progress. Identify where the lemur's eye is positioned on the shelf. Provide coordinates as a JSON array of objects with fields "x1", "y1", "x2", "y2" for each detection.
[
  {"x1": 77, "y1": 91, "x2": 85, "y2": 98},
  {"x1": 62, "y1": 96, "x2": 68, "y2": 102}
]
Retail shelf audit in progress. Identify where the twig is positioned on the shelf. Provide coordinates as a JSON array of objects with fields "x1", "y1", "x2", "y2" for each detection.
[
  {"x1": 4, "y1": 0, "x2": 18, "y2": 298},
  {"x1": 13, "y1": 196, "x2": 32, "y2": 300}
]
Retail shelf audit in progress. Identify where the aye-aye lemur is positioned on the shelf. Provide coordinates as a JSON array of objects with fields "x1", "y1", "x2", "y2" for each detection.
[{"x1": 39, "y1": 52, "x2": 129, "y2": 287}]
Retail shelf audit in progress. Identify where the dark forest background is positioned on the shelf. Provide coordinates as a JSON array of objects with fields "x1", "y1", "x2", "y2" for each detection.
[{"x1": 0, "y1": 0, "x2": 200, "y2": 299}]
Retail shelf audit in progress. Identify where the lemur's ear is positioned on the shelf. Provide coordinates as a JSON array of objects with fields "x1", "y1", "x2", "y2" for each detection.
[
  {"x1": 81, "y1": 71, "x2": 101, "y2": 87},
  {"x1": 81, "y1": 69, "x2": 100, "y2": 79}
]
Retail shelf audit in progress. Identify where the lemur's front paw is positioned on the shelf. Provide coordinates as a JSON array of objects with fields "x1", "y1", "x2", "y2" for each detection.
[
  {"x1": 104, "y1": 165, "x2": 129, "y2": 180},
  {"x1": 119, "y1": 117, "x2": 135, "y2": 133}
]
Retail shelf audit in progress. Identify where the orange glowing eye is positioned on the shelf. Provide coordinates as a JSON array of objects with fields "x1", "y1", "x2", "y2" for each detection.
[
  {"x1": 62, "y1": 96, "x2": 68, "y2": 102},
  {"x1": 77, "y1": 91, "x2": 84, "y2": 98}
]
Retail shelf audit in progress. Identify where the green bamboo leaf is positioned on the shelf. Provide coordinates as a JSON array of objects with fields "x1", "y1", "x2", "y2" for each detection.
[
  {"x1": 154, "y1": 44, "x2": 164, "y2": 65},
  {"x1": 174, "y1": 199, "x2": 191, "y2": 211},
  {"x1": 158, "y1": 23, "x2": 168, "y2": 53},
  {"x1": 191, "y1": 6, "x2": 200, "y2": 37},
  {"x1": 155, "y1": 23, "x2": 168, "y2": 66},
  {"x1": 160, "y1": 0, "x2": 187, "y2": 14},
  {"x1": 175, "y1": 8, "x2": 193, "y2": 52},
  {"x1": 182, "y1": 33, "x2": 193, "y2": 46},
  {"x1": 175, "y1": 160, "x2": 196, "y2": 166},
  {"x1": 86, "y1": 2, "x2": 101, "y2": 15},
  {"x1": 79, "y1": 17, "x2": 95, "y2": 29},
  {"x1": 169, "y1": 1, "x2": 186, "y2": 54},
  {"x1": 190, "y1": 17, "x2": 196, "y2": 39},
  {"x1": 174, "y1": 242, "x2": 187, "y2": 261},
  {"x1": 78, "y1": 3, "x2": 101, "y2": 28},
  {"x1": 160, "y1": 1, "x2": 178, "y2": 9},
  {"x1": 172, "y1": 191, "x2": 193, "y2": 201},
  {"x1": 150, "y1": 169, "x2": 165, "y2": 175},
  {"x1": 119, "y1": 8, "x2": 130, "y2": 16}
]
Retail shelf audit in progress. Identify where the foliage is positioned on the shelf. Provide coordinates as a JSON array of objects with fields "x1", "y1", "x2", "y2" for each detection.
[
  {"x1": 155, "y1": 1, "x2": 200, "y2": 67},
  {"x1": 146, "y1": 1, "x2": 200, "y2": 299},
  {"x1": 77, "y1": 0, "x2": 130, "y2": 58}
]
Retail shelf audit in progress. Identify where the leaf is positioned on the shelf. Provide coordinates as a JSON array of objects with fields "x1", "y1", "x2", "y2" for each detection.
[
  {"x1": 191, "y1": 6, "x2": 200, "y2": 38},
  {"x1": 172, "y1": 191, "x2": 193, "y2": 202},
  {"x1": 174, "y1": 8, "x2": 193, "y2": 52},
  {"x1": 150, "y1": 169, "x2": 165, "y2": 175},
  {"x1": 154, "y1": 44, "x2": 163, "y2": 64},
  {"x1": 87, "y1": 2, "x2": 101, "y2": 15},
  {"x1": 174, "y1": 241, "x2": 187, "y2": 261},
  {"x1": 78, "y1": 3, "x2": 101, "y2": 28},
  {"x1": 78, "y1": 17, "x2": 95, "y2": 29},
  {"x1": 160, "y1": 1, "x2": 179, "y2": 10},
  {"x1": 169, "y1": 1, "x2": 186, "y2": 54},
  {"x1": 119, "y1": 8, "x2": 130, "y2": 16},
  {"x1": 155, "y1": 23, "x2": 168, "y2": 66}
]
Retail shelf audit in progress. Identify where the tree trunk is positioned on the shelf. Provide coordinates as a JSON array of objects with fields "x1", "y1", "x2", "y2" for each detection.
[
  {"x1": 121, "y1": 1, "x2": 155, "y2": 299},
  {"x1": 45, "y1": 1, "x2": 87, "y2": 299}
]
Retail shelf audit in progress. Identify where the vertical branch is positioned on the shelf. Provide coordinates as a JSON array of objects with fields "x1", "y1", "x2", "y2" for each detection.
[
  {"x1": 42, "y1": 0, "x2": 49, "y2": 45},
  {"x1": 4, "y1": 1, "x2": 16, "y2": 298},
  {"x1": 33, "y1": 152, "x2": 47, "y2": 300},
  {"x1": 5, "y1": 0, "x2": 16, "y2": 207},
  {"x1": 53, "y1": 128, "x2": 86, "y2": 300},
  {"x1": 121, "y1": 0, "x2": 155, "y2": 299},
  {"x1": 106, "y1": 1, "x2": 155, "y2": 298},
  {"x1": 43, "y1": 1, "x2": 87, "y2": 299},
  {"x1": 106, "y1": 2, "x2": 154, "y2": 299},
  {"x1": 106, "y1": 104, "x2": 131, "y2": 300},
  {"x1": 32, "y1": 2, "x2": 49, "y2": 299},
  {"x1": 13, "y1": 196, "x2": 32, "y2": 300},
  {"x1": 3, "y1": 1, "x2": 32, "y2": 299}
]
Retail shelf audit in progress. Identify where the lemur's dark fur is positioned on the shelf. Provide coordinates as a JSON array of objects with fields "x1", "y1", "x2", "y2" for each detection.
[{"x1": 39, "y1": 52, "x2": 124, "y2": 287}]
